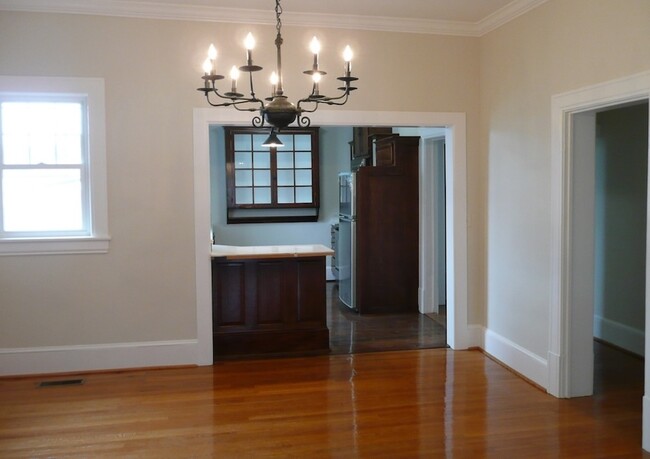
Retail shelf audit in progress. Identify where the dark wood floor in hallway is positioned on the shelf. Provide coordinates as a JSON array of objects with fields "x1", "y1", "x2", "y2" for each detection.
[
  {"x1": 1, "y1": 341, "x2": 646, "y2": 458},
  {"x1": 326, "y1": 282, "x2": 447, "y2": 354}
]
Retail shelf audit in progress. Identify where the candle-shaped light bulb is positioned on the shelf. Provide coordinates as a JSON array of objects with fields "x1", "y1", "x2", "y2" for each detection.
[
  {"x1": 310, "y1": 36, "x2": 320, "y2": 71},
  {"x1": 270, "y1": 71, "x2": 279, "y2": 96},
  {"x1": 206, "y1": 44, "x2": 217, "y2": 76},
  {"x1": 244, "y1": 32, "x2": 255, "y2": 65},
  {"x1": 310, "y1": 36, "x2": 321, "y2": 55},
  {"x1": 230, "y1": 65, "x2": 240, "y2": 93},
  {"x1": 343, "y1": 45, "x2": 353, "y2": 76},
  {"x1": 244, "y1": 33, "x2": 256, "y2": 50},
  {"x1": 312, "y1": 72, "x2": 321, "y2": 96},
  {"x1": 208, "y1": 44, "x2": 217, "y2": 60},
  {"x1": 202, "y1": 58, "x2": 212, "y2": 75}
]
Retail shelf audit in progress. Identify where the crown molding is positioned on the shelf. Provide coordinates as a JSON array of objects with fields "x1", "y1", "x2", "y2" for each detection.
[
  {"x1": 477, "y1": 0, "x2": 549, "y2": 35},
  {"x1": 0, "y1": 0, "x2": 548, "y2": 37}
]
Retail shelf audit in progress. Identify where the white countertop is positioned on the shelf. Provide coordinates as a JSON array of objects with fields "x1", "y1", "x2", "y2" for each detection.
[{"x1": 211, "y1": 244, "x2": 334, "y2": 260}]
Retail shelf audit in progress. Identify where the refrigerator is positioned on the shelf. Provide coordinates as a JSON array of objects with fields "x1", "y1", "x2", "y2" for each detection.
[{"x1": 337, "y1": 172, "x2": 356, "y2": 310}]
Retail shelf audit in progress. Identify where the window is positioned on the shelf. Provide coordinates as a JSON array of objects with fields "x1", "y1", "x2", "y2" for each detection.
[
  {"x1": 225, "y1": 127, "x2": 320, "y2": 223},
  {"x1": 0, "y1": 76, "x2": 109, "y2": 255}
]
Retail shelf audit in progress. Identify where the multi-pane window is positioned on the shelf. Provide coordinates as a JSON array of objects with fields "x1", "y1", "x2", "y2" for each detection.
[
  {"x1": 0, "y1": 97, "x2": 89, "y2": 237},
  {"x1": 0, "y1": 76, "x2": 109, "y2": 255},
  {"x1": 225, "y1": 127, "x2": 320, "y2": 223}
]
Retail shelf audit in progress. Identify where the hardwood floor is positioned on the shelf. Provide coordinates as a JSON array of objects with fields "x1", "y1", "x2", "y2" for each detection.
[
  {"x1": 0, "y1": 342, "x2": 647, "y2": 458},
  {"x1": 327, "y1": 282, "x2": 447, "y2": 355}
]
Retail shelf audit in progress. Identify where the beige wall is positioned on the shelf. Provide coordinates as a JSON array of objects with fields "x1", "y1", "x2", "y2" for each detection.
[
  {"x1": 0, "y1": 12, "x2": 481, "y2": 351},
  {"x1": 481, "y1": 0, "x2": 650, "y2": 357}
]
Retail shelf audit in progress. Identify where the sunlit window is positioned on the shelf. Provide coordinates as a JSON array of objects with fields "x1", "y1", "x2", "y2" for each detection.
[
  {"x1": 0, "y1": 76, "x2": 109, "y2": 255},
  {"x1": 1, "y1": 99, "x2": 89, "y2": 236}
]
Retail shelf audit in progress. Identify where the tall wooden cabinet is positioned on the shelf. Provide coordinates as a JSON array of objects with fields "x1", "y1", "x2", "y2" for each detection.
[{"x1": 355, "y1": 135, "x2": 420, "y2": 314}]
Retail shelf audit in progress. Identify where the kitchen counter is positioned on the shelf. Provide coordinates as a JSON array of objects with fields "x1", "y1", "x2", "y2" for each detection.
[
  {"x1": 211, "y1": 244, "x2": 334, "y2": 260},
  {"x1": 210, "y1": 244, "x2": 332, "y2": 360}
]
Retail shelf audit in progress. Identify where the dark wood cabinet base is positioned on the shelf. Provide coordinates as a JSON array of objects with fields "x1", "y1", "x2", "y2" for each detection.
[
  {"x1": 212, "y1": 256, "x2": 330, "y2": 361},
  {"x1": 214, "y1": 328, "x2": 330, "y2": 359}
]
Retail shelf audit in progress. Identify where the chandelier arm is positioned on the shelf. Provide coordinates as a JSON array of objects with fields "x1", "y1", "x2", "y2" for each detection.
[
  {"x1": 297, "y1": 90, "x2": 350, "y2": 111},
  {"x1": 317, "y1": 89, "x2": 352, "y2": 104},
  {"x1": 247, "y1": 71, "x2": 258, "y2": 100},
  {"x1": 204, "y1": 92, "x2": 264, "y2": 111},
  {"x1": 296, "y1": 113, "x2": 311, "y2": 127},
  {"x1": 296, "y1": 100, "x2": 319, "y2": 113},
  {"x1": 206, "y1": 86, "x2": 265, "y2": 107}
]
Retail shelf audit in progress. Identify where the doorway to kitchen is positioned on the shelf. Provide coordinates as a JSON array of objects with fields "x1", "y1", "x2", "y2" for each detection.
[
  {"x1": 328, "y1": 128, "x2": 448, "y2": 354},
  {"x1": 193, "y1": 109, "x2": 470, "y2": 365}
]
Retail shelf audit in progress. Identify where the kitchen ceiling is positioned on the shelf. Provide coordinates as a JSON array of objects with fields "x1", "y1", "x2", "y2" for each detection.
[{"x1": 0, "y1": 0, "x2": 548, "y2": 36}]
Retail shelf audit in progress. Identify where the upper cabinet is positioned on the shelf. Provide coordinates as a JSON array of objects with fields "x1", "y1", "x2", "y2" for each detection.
[
  {"x1": 224, "y1": 127, "x2": 320, "y2": 223},
  {"x1": 351, "y1": 127, "x2": 393, "y2": 163}
]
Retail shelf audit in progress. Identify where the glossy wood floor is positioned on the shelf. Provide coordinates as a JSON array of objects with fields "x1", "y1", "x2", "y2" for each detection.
[
  {"x1": 1, "y1": 342, "x2": 647, "y2": 458},
  {"x1": 327, "y1": 282, "x2": 447, "y2": 354}
]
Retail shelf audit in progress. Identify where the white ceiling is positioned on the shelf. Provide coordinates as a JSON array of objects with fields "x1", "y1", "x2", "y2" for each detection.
[{"x1": 0, "y1": 0, "x2": 548, "y2": 36}]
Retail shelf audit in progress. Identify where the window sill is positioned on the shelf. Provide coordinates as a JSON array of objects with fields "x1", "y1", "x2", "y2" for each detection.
[{"x1": 0, "y1": 236, "x2": 111, "y2": 256}]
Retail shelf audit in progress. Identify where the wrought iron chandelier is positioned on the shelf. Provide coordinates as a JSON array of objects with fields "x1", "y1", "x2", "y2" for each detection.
[{"x1": 197, "y1": 0, "x2": 358, "y2": 145}]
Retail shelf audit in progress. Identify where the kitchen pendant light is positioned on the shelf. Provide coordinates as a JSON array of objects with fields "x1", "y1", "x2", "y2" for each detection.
[{"x1": 261, "y1": 130, "x2": 283, "y2": 148}]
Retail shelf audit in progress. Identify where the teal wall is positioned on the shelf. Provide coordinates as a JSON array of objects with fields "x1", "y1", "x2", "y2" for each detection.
[{"x1": 209, "y1": 126, "x2": 352, "y2": 268}]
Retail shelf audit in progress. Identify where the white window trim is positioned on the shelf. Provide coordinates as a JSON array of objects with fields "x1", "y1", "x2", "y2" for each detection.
[{"x1": 0, "y1": 76, "x2": 110, "y2": 256}]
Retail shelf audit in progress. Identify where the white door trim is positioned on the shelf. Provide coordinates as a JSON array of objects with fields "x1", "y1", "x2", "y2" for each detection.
[
  {"x1": 193, "y1": 109, "x2": 471, "y2": 365},
  {"x1": 548, "y1": 70, "x2": 650, "y2": 446}
]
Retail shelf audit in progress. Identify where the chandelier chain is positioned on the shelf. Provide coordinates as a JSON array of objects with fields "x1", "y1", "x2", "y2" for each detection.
[{"x1": 275, "y1": 0, "x2": 282, "y2": 34}]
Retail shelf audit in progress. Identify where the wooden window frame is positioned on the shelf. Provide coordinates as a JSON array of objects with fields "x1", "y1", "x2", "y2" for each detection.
[{"x1": 224, "y1": 126, "x2": 320, "y2": 224}]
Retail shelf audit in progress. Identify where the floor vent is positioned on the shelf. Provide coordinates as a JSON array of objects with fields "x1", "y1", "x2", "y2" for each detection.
[{"x1": 37, "y1": 378, "x2": 85, "y2": 388}]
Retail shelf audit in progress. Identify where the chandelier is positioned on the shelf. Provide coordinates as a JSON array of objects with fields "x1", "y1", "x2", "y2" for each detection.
[{"x1": 197, "y1": 0, "x2": 358, "y2": 146}]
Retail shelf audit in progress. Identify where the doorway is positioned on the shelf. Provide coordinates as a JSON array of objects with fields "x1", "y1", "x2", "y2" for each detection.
[
  {"x1": 193, "y1": 110, "x2": 470, "y2": 365},
  {"x1": 548, "y1": 70, "x2": 650, "y2": 448},
  {"x1": 565, "y1": 102, "x2": 648, "y2": 397}
]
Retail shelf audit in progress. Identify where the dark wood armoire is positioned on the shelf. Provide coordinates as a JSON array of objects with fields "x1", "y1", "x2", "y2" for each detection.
[{"x1": 355, "y1": 135, "x2": 420, "y2": 314}]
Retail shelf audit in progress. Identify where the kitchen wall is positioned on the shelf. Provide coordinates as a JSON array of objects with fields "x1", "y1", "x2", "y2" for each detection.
[
  {"x1": 209, "y1": 125, "x2": 352, "y2": 275},
  {"x1": 0, "y1": 10, "x2": 481, "y2": 372},
  {"x1": 594, "y1": 102, "x2": 649, "y2": 356}
]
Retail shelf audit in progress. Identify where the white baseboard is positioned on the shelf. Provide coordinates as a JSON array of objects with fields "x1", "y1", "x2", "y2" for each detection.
[
  {"x1": 483, "y1": 328, "x2": 548, "y2": 389},
  {"x1": 594, "y1": 314, "x2": 644, "y2": 356},
  {"x1": 326, "y1": 266, "x2": 336, "y2": 281},
  {"x1": 0, "y1": 339, "x2": 198, "y2": 376}
]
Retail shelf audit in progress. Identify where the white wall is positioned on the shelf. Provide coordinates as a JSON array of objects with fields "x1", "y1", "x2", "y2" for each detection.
[
  {"x1": 594, "y1": 102, "x2": 649, "y2": 356},
  {"x1": 0, "y1": 10, "x2": 480, "y2": 374},
  {"x1": 481, "y1": 0, "x2": 650, "y2": 382}
]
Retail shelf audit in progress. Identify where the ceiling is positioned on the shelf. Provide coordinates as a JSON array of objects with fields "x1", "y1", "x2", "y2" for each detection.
[{"x1": 0, "y1": 0, "x2": 548, "y2": 36}]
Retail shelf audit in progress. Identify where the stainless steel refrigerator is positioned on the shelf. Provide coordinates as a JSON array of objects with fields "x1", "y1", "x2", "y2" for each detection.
[{"x1": 337, "y1": 172, "x2": 356, "y2": 310}]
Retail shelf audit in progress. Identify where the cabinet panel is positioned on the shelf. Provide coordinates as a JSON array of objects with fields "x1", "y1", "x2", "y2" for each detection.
[
  {"x1": 212, "y1": 261, "x2": 246, "y2": 326},
  {"x1": 212, "y1": 256, "x2": 329, "y2": 359},
  {"x1": 296, "y1": 259, "x2": 326, "y2": 323},
  {"x1": 355, "y1": 135, "x2": 420, "y2": 314},
  {"x1": 256, "y1": 261, "x2": 286, "y2": 325},
  {"x1": 351, "y1": 127, "x2": 393, "y2": 160}
]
